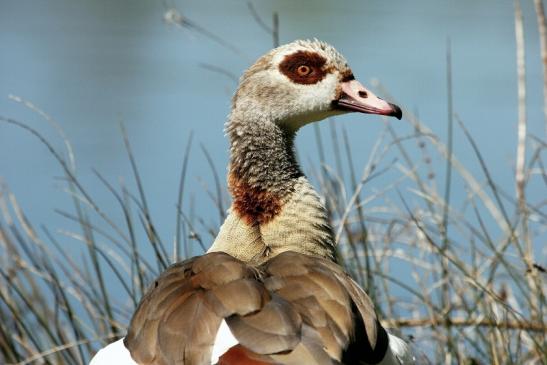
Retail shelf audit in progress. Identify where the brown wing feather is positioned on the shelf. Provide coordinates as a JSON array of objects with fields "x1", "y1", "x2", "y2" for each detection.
[
  {"x1": 125, "y1": 253, "x2": 262, "y2": 365},
  {"x1": 262, "y1": 252, "x2": 388, "y2": 363},
  {"x1": 125, "y1": 251, "x2": 387, "y2": 365}
]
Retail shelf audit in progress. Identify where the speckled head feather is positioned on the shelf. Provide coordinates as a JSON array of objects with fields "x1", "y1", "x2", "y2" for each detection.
[{"x1": 231, "y1": 39, "x2": 354, "y2": 131}]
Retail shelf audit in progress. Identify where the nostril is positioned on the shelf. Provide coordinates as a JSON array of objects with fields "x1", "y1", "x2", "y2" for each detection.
[{"x1": 358, "y1": 90, "x2": 368, "y2": 98}]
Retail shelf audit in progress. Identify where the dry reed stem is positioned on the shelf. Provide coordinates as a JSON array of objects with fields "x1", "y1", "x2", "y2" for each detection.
[
  {"x1": 515, "y1": 2, "x2": 543, "y2": 339},
  {"x1": 383, "y1": 317, "x2": 547, "y2": 332},
  {"x1": 514, "y1": 0, "x2": 527, "y2": 216},
  {"x1": 534, "y1": 0, "x2": 547, "y2": 130}
]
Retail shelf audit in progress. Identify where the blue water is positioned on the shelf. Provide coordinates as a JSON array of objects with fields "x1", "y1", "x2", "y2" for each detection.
[{"x1": 0, "y1": 0, "x2": 544, "y2": 348}]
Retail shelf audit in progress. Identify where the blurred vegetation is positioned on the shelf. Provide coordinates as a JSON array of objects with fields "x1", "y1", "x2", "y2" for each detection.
[{"x1": 0, "y1": 1, "x2": 545, "y2": 364}]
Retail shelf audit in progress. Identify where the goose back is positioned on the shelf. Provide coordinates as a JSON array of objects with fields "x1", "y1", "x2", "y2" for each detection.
[{"x1": 125, "y1": 251, "x2": 388, "y2": 365}]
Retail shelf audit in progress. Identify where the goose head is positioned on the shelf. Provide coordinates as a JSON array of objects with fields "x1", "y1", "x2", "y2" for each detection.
[{"x1": 231, "y1": 39, "x2": 402, "y2": 131}]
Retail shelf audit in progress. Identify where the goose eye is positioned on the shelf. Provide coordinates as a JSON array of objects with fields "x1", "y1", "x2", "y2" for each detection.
[
  {"x1": 296, "y1": 65, "x2": 312, "y2": 76},
  {"x1": 279, "y1": 51, "x2": 327, "y2": 84}
]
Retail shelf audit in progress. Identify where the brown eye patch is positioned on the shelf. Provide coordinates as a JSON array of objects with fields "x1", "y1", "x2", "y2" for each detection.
[{"x1": 279, "y1": 51, "x2": 329, "y2": 85}]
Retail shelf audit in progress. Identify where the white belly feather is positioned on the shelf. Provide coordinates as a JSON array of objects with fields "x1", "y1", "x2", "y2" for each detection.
[
  {"x1": 89, "y1": 338, "x2": 137, "y2": 365},
  {"x1": 89, "y1": 320, "x2": 239, "y2": 365}
]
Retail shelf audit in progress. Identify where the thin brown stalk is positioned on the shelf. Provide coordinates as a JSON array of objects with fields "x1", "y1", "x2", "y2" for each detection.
[
  {"x1": 8, "y1": 95, "x2": 76, "y2": 171},
  {"x1": 441, "y1": 38, "x2": 456, "y2": 363},
  {"x1": 163, "y1": 8, "x2": 245, "y2": 57},
  {"x1": 200, "y1": 144, "x2": 226, "y2": 226},
  {"x1": 16, "y1": 338, "x2": 93, "y2": 365},
  {"x1": 120, "y1": 123, "x2": 168, "y2": 269},
  {"x1": 383, "y1": 317, "x2": 547, "y2": 332},
  {"x1": 246, "y1": 2, "x2": 279, "y2": 47},
  {"x1": 175, "y1": 132, "x2": 194, "y2": 262},
  {"x1": 340, "y1": 127, "x2": 375, "y2": 300},
  {"x1": 198, "y1": 63, "x2": 238, "y2": 84},
  {"x1": 272, "y1": 12, "x2": 279, "y2": 47}
]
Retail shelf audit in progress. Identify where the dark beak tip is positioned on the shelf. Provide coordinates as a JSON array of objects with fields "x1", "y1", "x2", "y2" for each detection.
[{"x1": 390, "y1": 103, "x2": 403, "y2": 120}]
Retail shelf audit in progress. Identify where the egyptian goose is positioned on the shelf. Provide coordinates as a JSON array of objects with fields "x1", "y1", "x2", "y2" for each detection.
[{"x1": 90, "y1": 39, "x2": 414, "y2": 365}]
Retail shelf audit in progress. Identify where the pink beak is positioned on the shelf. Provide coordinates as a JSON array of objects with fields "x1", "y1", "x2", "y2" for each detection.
[{"x1": 335, "y1": 80, "x2": 402, "y2": 120}]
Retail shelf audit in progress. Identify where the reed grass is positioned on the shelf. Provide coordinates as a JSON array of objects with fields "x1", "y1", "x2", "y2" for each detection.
[{"x1": 0, "y1": 3, "x2": 545, "y2": 365}]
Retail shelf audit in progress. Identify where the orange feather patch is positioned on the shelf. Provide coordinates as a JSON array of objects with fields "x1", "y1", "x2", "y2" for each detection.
[
  {"x1": 228, "y1": 173, "x2": 283, "y2": 226},
  {"x1": 218, "y1": 345, "x2": 273, "y2": 365}
]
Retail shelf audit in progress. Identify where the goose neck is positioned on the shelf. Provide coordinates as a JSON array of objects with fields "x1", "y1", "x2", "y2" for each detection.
[{"x1": 227, "y1": 117, "x2": 302, "y2": 195}]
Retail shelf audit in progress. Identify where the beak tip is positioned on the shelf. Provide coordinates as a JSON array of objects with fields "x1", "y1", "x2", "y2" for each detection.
[{"x1": 390, "y1": 103, "x2": 402, "y2": 120}]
